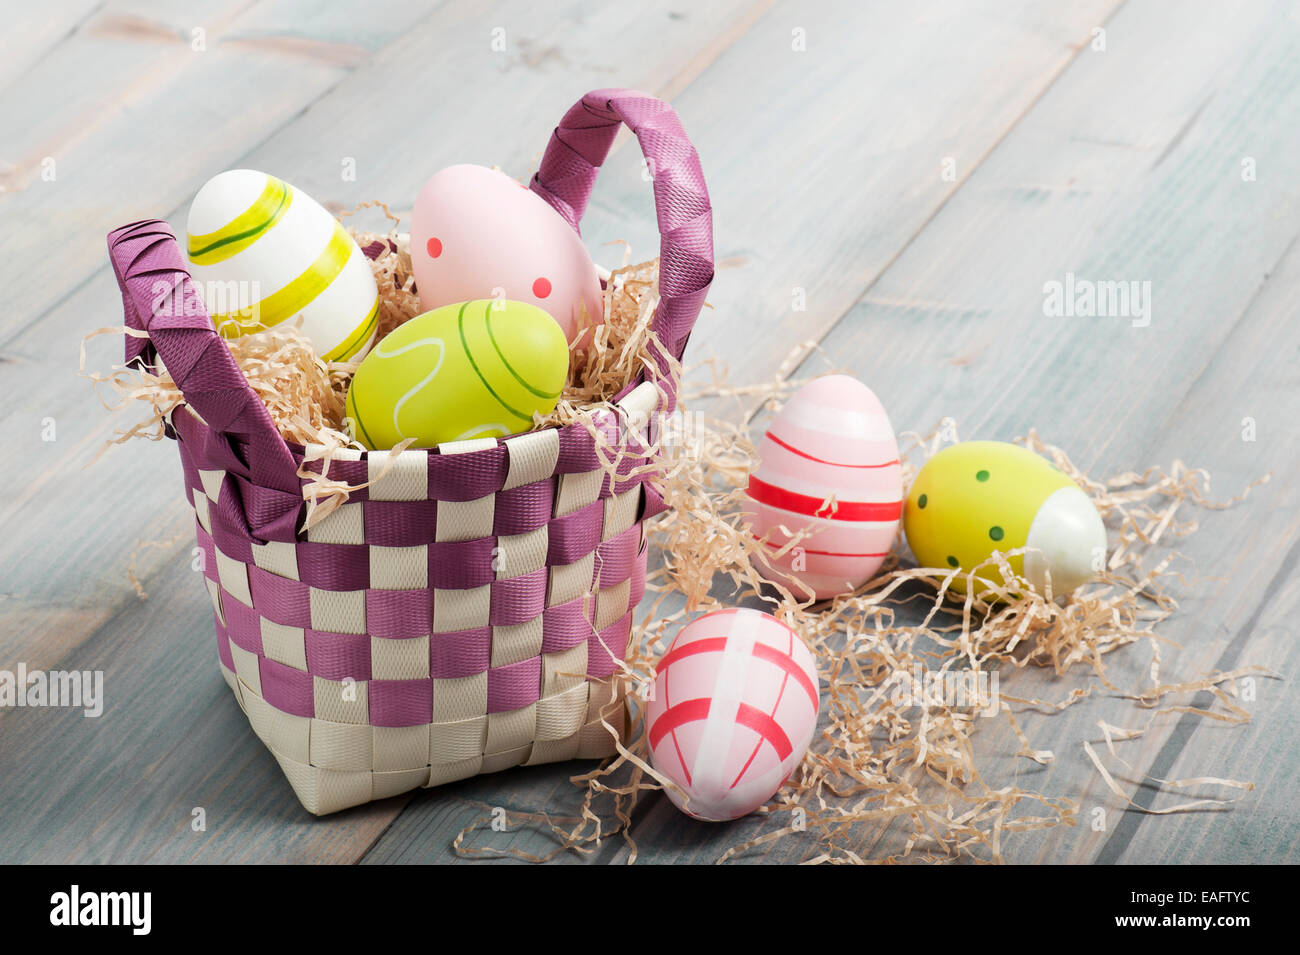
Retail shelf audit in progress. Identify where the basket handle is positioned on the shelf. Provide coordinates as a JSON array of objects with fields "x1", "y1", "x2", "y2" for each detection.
[
  {"x1": 107, "y1": 219, "x2": 304, "y2": 539},
  {"x1": 530, "y1": 89, "x2": 714, "y2": 377}
]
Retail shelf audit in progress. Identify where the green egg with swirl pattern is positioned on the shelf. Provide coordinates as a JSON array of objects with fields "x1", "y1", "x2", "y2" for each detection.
[{"x1": 345, "y1": 300, "x2": 569, "y2": 450}]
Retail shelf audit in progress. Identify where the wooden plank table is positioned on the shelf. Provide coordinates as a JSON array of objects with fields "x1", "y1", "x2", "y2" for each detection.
[{"x1": 1, "y1": 0, "x2": 1295, "y2": 864}]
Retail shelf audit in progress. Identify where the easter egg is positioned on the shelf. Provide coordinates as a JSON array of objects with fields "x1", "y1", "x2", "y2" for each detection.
[
  {"x1": 344, "y1": 299, "x2": 568, "y2": 450},
  {"x1": 185, "y1": 169, "x2": 380, "y2": 361},
  {"x1": 410, "y1": 164, "x2": 604, "y2": 343},
  {"x1": 743, "y1": 375, "x2": 903, "y2": 601},
  {"x1": 904, "y1": 441, "x2": 1107, "y2": 596},
  {"x1": 647, "y1": 608, "x2": 820, "y2": 822}
]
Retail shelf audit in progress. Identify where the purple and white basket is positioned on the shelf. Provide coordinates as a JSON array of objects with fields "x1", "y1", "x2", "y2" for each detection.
[{"x1": 105, "y1": 89, "x2": 714, "y2": 814}]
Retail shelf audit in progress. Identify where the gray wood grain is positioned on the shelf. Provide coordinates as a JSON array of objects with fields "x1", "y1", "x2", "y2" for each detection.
[
  {"x1": 2, "y1": 0, "x2": 1296, "y2": 864},
  {"x1": 0, "y1": 0, "x2": 446, "y2": 343},
  {"x1": 1092, "y1": 228, "x2": 1300, "y2": 865},
  {"x1": 360, "y1": 0, "x2": 1150, "y2": 864},
  {"x1": 0, "y1": 0, "x2": 780, "y2": 864},
  {"x1": 0, "y1": 0, "x2": 102, "y2": 95},
  {"x1": 788, "y1": 0, "x2": 1300, "y2": 864}
]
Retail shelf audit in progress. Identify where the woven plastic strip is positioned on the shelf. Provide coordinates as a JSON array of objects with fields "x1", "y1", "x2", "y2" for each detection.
[
  {"x1": 103, "y1": 88, "x2": 713, "y2": 814},
  {"x1": 108, "y1": 220, "x2": 304, "y2": 542},
  {"x1": 531, "y1": 89, "x2": 714, "y2": 386}
]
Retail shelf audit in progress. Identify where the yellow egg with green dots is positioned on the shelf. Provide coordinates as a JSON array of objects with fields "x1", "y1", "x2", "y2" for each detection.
[
  {"x1": 904, "y1": 441, "x2": 1107, "y2": 597},
  {"x1": 344, "y1": 299, "x2": 569, "y2": 450}
]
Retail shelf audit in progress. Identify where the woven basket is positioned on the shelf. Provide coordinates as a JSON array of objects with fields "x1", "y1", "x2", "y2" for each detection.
[{"x1": 105, "y1": 89, "x2": 713, "y2": 815}]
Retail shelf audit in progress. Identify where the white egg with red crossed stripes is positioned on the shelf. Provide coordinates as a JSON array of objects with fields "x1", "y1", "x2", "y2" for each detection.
[
  {"x1": 743, "y1": 374, "x2": 902, "y2": 601},
  {"x1": 646, "y1": 608, "x2": 820, "y2": 821}
]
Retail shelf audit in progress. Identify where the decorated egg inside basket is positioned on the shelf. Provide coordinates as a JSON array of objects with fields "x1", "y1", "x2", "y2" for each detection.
[
  {"x1": 104, "y1": 89, "x2": 715, "y2": 816},
  {"x1": 411, "y1": 164, "x2": 605, "y2": 346},
  {"x1": 343, "y1": 299, "x2": 571, "y2": 450},
  {"x1": 185, "y1": 169, "x2": 380, "y2": 362}
]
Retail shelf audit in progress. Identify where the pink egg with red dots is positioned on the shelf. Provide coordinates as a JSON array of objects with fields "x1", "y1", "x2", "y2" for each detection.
[
  {"x1": 411, "y1": 164, "x2": 604, "y2": 344},
  {"x1": 647, "y1": 608, "x2": 820, "y2": 822}
]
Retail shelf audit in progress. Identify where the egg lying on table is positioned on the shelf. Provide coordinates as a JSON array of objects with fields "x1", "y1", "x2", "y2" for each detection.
[
  {"x1": 904, "y1": 441, "x2": 1107, "y2": 597},
  {"x1": 647, "y1": 608, "x2": 820, "y2": 822},
  {"x1": 743, "y1": 375, "x2": 903, "y2": 601},
  {"x1": 343, "y1": 299, "x2": 569, "y2": 450},
  {"x1": 185, "y1": 169, "x2": 379, "y2": 361},
  {"x1": 410, "y1": 164, "x2": 604, "y2": 344}
]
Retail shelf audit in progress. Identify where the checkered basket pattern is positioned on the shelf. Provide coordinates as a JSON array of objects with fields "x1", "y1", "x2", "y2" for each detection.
[{"x1": 104, "y1": 89, "x2": 714, "y2": 815}]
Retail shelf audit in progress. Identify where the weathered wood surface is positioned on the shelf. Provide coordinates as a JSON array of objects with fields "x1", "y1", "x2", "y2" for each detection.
[{"x1": 1, "y1": 0, "x2": 1295, "y2": 864}]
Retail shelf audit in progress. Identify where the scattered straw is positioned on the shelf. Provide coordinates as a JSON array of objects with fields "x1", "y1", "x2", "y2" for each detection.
[
  {"x1": 125, "y1": 532, "x2": 190, "y2": 600},
  {"x1": 339, "y1": 201, "x2": 421, "y2": 343},
  {"x1": 81, "y1": 318, "x2": 356, "y2": 451},
  {"x1": 86, "y1": 209, "x2": 1271, "y2": 863},
  {"x1": 450, "y1": 370, "x2": 1274, "y2": 864}
]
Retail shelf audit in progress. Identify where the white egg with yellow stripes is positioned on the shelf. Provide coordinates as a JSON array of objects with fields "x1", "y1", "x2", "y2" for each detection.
[{"x1": 185, "y1": 169, "x2": 379, "y2": 362}]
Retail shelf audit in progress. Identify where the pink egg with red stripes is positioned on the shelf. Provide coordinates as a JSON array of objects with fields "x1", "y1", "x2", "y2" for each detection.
[
  {"x1": 744, "y1": 374, "x2": 902, "y2": 600},
  {"x1": 410, "y1": 164, "x2": 604, "y2": 344},
  {"x1": 647, "y1": 608, "x2": 820, "y2": 821}
]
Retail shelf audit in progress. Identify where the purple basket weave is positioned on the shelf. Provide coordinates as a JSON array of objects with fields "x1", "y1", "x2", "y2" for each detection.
[{"x1": 105, "y1": 90, "x2": 713, "y2": 815}]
